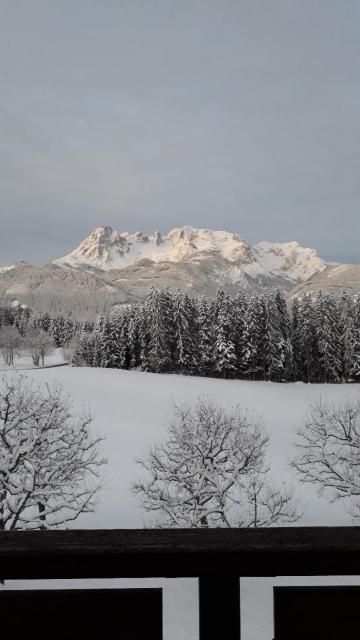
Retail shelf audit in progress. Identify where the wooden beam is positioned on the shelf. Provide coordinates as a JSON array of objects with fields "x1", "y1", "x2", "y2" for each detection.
[
  {"x1": 1, "y1": 527, "x2": 360, "y2": 580},
  {"x1": 199, "y1": 575, "x2": 240, "y2": 640}
]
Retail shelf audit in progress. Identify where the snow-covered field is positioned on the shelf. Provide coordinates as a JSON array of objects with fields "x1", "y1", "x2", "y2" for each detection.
[
  {"x1": 3, "y1": 367, "x2": 360, "y2": 640},
  {"x1": 0, "y1": 348, "x2": 68, "y2": 370}
]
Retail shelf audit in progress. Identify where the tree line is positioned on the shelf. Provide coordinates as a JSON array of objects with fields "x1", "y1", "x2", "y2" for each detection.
[
  {"x1": 73, "y1": 288, "x2": 360, "y2": 383},
  {"x1": 0, "y1": 304, "x2": 80, "y2": 366}
]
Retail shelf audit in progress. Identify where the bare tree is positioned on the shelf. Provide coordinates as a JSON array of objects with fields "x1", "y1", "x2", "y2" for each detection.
[
  {"x1": 292, "y1": 396, "x2": 360, "y2": 516},
  {"x1": 0, "y1": 326, "x2": 23, "y2": 366},
  {"x1": 0, "y1": 374, "x2": 106, "y2": 530},
  {"x1": 133, "y1": 397, "x2": 299, "y2": 528},
  {"x1": 24, "y1": 325, "x2": 54, "y2": 366}
]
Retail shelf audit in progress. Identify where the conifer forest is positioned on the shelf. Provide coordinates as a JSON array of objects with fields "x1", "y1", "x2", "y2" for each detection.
[{"x1": 69, "y1": 288, "x2": 360, "y2": 383}]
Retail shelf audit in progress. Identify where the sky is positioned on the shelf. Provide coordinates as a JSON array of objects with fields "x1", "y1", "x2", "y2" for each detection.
[{"x1": 0, "y1": 0, "x2": 359, "y2": 265}]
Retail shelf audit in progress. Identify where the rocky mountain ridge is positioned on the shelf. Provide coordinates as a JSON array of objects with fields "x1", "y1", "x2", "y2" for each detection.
[
  {"x1": 0, "y1": 226, "x2": 357, "y2": 316},
  {"x1": 54, "y1": 225, "x2": 327, "y2": 285}
]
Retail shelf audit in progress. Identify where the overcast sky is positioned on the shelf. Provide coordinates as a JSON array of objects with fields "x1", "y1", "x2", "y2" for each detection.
[{"x1": 0, "y1": 0, "x2": 359, "y2": 265}]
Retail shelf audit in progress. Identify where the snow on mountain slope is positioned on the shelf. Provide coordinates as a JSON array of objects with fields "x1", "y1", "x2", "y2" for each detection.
[
  {"x1": 54, "y1": 225, "x2": 327, "y2": 286},
  {"x1": 254, "y1": 240, "x2": 327, "y2": 283},
  {"x1": 55, "y1": 225, "x2": 256, "y2": 269},
  {"x1": 0, "y1": 261, "x2": 121, "y2": 317},
  {"x1": 0, "y1": 263, "x2": 18, "y2": 274},
  {"x1": 289, "y1": 264, "x2": 360, "y2": 299},
  {"x1": 0, "y1": 226, "x2": 332, "y2": 313}
]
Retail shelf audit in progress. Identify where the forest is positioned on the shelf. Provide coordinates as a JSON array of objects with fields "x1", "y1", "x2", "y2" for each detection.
[
  {"x1": 1, "y1": 288, "x2": 359, "y2": 383},
  {"x1": 71, "y1": 288, "x2": 360, "y2": 383}
]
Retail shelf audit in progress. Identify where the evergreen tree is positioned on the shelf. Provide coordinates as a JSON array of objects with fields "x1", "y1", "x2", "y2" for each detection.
[
  {"x1": 139, "y1": 303, "x2": 151, "y2": 372},
  {"x1": 298, "y1": 295, "x2": 318, "y2": 382},
  {"x1": 14, "y1": 307, "x2": 30, "y2": 336},
  {"x1": 92, "y1": 313, "x2": 106, "y2": 367},
  {"x1": 213, "y1": 289, "x2": 237, "y2": 378},
  {"x1": 274, "y1": 290, "x2": 293, "y2": 381},
  {"x1": 351, "y1": 299, "x2": 360, "y2": 380},
  {"x1": 173, "y1": 292, "x2": 199, "y2": 373},
  {"x1": 128, "y1": 305, "x2": 141, "y2": 369},
  {"x1": 242, "y1": 294, "x2": 265, "y2": 379},
  {"x1": 197, "y1": 297, "x2": 214, "y2": 376},
  {"x1": 72, "y1": 329, "x2": 95, "y2": 366},
  {"x1": 233, "y1": 292, "x2": 247, "y2": 375},
  {"x1": 49, "y1": 314, "x2": 67, "y2": 347},
  {"x1": 338, "y1": 292, "x2": 354, "y2": 381},
  {"x1": 63, "y1": 318, "x2": 75, "y2": 347},
  {"x1": 261, "y1": 292, "x2": 286, "y2": 382},
  {"x1": 315, "y1": 293, "x2": 342, "y2": 383},
  {"x1": 100, "y1": 315, "x2": 121, "y2": 368},
  {"x1": 117, "y1": 309, "x2": 131, "y2": 369},
  {"x1": 145, "y1": 288, "x2": 174, "y2": 373},
  {"x1": 290, "y1": 297, "x2": 302, "y2": 380}
]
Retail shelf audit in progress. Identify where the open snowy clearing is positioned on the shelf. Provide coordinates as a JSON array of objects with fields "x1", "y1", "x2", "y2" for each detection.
[
  {"x1": 2, "y1": 367, "x2": 360, "y2": 640},
  {"x1": 0, "y1": 347, "x2": 68, "y2": 371}
]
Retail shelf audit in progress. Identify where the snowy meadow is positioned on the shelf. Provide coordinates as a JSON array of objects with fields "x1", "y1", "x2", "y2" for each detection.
[{"x1": 2, "y1": 366, "x2": 360, "y2": 640}]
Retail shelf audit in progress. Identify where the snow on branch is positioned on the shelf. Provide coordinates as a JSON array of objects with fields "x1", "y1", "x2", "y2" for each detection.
[
  {"x1": 133, "y1": 396, "x2": 299, "y2": 528},
  {"x1": 0, "y1": 374, "x2": 106, "y2": 530},
  {"x1": 292, "y1": 396, "x2": 360, "y2": 516}
]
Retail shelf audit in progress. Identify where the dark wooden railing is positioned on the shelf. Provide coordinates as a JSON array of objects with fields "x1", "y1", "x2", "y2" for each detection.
[{"x1": 1, "y1": 527, "x2": 360, "y2": 639}]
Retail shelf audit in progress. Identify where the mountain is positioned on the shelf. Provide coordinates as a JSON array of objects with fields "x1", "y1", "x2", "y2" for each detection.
[
  {"x1": 54, "y1": 225, "x2": 327, "y2": 287},
  {"x1": 289, "y1": 264, "x2": 360, "y2": 299},
  {"x1": 0, "y1": 225, "x2": 348, "y2": 315}
]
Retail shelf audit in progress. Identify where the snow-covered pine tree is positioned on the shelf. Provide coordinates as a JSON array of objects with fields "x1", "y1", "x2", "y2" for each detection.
[
  {"x1": 49, "y1": 314, "x2": 67, "y2": 347},
  {"x1": 315, "y1": 293, "x2": 342, "y2": 383},
  {"x1": 233, "y1": 292, "x2": 247, "y2": 375},
  {"x1": 92, "y1": 313, "x2": 106, "y2": 367},
  {"x1": 71, "y1": 328, "x2": 95, "y2": 366},
  {"x1": 127, "y1": 305, "x2": 141, "y2": 369},
  {"x1": 274, "y1": 289, "x2": 293, "y2": 381},
  {"x1": 262, "y1": 292, "x2": 286, "y2": 382},
  {"x1": 351, "y1": 298, "x2": 360, "y2": 380},
  {"x1": 172, "y1": 291, "x2": 199, "y2": 373},
  {"x1": 117, "y1": 308, "x2": 131, "y2": 369},
  {"x1": 290, "y1": 297, "x2": 302, "y2": 380},
  {"x1": 14, "y1": 307, "x2": 30, "y2": 337},
  {"x1": 242, "y1": 293, "x2": 264, "y2": 380},
  {"x1": 213, "y1": 289, "x2": 237, "y2": 378},
  {"x1": 197, "y1": 296, "x2": 214, "y2": 376},
  {"x1": 298, "y1": 294, "x2": 318, "y2": 382},
  {"x1": 63, "y1": 318, "x2": 76, "y2": 347},
  {"x1": 100, "y1": 314, "x2": 121, "y2": 368},
  {"x1": 338, "y1": 292, "x2": 355, "y2": 381},
  {"x1": 138, "y1": 301, "x2": 152, "y2": 372},
  {"x1": 145, "y1": 288, "x2": 174, "y2": 373}
]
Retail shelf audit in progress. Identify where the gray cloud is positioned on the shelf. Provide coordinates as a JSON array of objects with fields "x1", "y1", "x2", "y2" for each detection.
[{"x1": 0, "y1": 0, "x2": 359, "y2": 265}]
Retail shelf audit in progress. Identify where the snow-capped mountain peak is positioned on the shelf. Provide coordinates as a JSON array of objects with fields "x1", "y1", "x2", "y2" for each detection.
[
  {"x1": 54, "y1": 225, "x2": 328, "y2": 289},
  {"x1": 254, "y1": 240, "x2": 327, "y2": 283},
  {"x1": 55, "y1": 225, "x2": 256, "y2": 270}
]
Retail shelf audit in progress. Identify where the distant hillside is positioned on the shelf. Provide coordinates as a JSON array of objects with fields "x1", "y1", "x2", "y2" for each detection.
[{"x1": 289, "y1": 264, "x2": 360, "y2": 299}]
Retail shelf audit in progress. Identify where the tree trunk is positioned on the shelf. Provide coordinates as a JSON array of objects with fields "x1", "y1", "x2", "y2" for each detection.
[{"x1": 38, "y1": 502, "x2": 46, "y2": 529}]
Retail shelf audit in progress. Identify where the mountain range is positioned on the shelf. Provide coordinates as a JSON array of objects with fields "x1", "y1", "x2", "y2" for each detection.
[{"x1": 0, "y1": 226, "x2": 358, "y2": 316}]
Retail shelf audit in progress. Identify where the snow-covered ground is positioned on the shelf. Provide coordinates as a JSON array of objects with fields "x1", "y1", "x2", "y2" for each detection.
[
  {"x1": 0, "y1": 348, "x2": 68, "y2": 371},
  {"x1": 3, "y1": 367, "x2": 360, "y2": 639}
]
